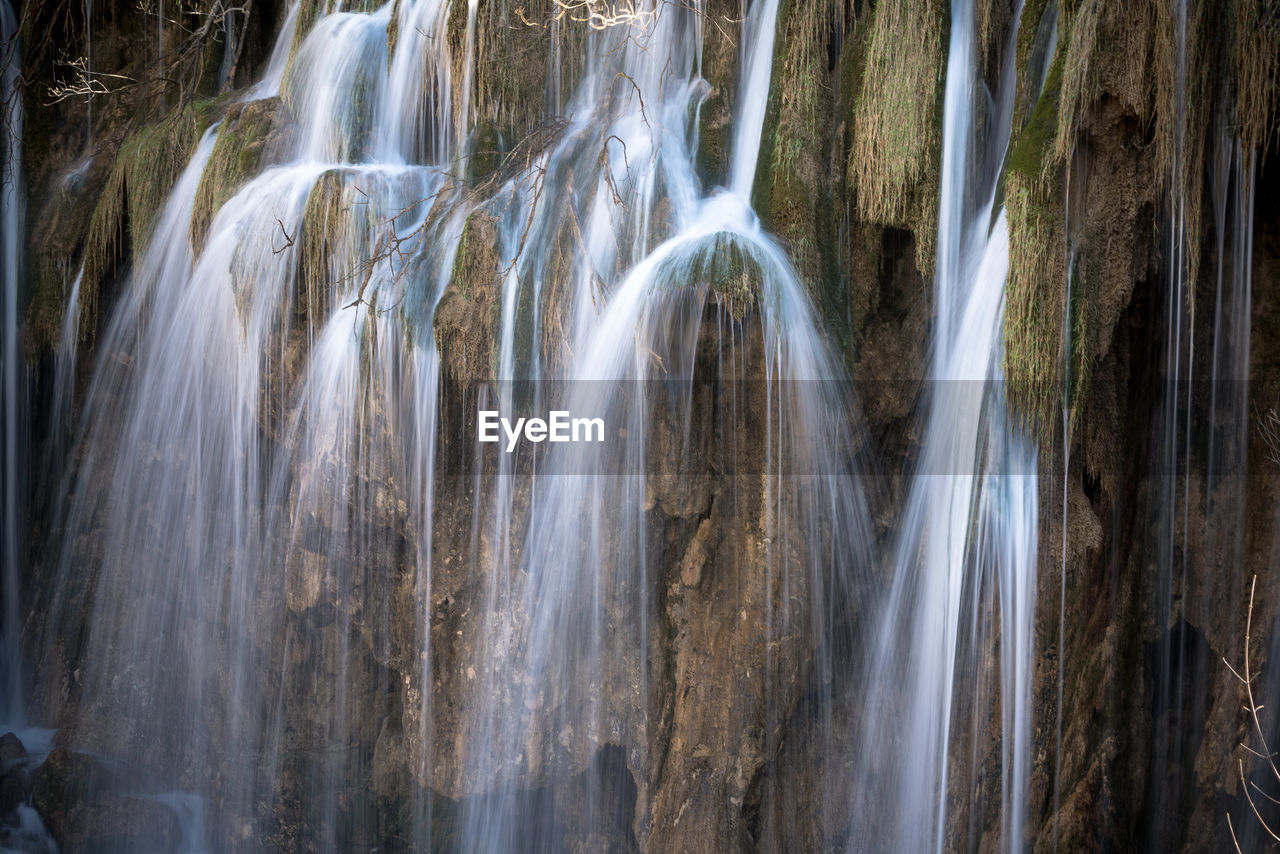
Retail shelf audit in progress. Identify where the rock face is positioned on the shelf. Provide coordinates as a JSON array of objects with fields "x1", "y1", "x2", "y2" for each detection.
[
  {"x1": 0, "y1": 733, "x2": 28, "y2": 817},
  {"x1": 9, "y1": 0, "x2": 1280, "y2": 852},
  {"x1": 30, "y1": 748, "x2": 182, "y2": 854}
]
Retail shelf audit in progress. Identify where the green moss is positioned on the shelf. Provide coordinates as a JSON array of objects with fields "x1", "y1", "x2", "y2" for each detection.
[
  {"x1": 692, "y1": 237, "x2": 761, "y2": 319},
  {"x1": 190, "y1": 97, "x2": 295, "y2": 251},
  {"x1": 1003, "y1": 163, "x2": 1092, "y2": 439},
  {"x1": 755, "y1": 0, "x2": 840, "y2": 303},
  {"x1": 294, "y1": 169, "x2": 352, "y2": 324},
  {"x1": 693, "y1": 7, "x2": 739, "y2": 187},
  {"x1": 638, "y1": 233, "x2": 767, "y2": 321},
  {"x1": 467, "y1": 121, "x2": 504, "y2": 180},
  {"x1": 1008, "y1": 51, "x2": 1064, "y2": 181},
  {"x1": 1013, "y1": 0, "x2": 1057, "y2": 117},
  {"x1": 78, "y1": 95, "x2": 230, "y2": 342}
]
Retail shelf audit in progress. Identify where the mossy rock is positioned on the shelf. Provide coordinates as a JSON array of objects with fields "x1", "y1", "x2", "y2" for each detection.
[
  {"x1": 691, "y1": 235, "x2": 762, "y2": 319},
  {"x1": 190, "y1": 97, "x2": 297, "y2": 252},
  {"x1": 1011, "y1": 0, "x2": 1060, "y2": 131},
  {"x1": 470, "y1": 1, "x2": 564, "y2": 142},
  {"x1": 1003, "y1": 19, "x2": 1068, "y2": 434},
  {"x1": 467, "y1": 121, "x2": 505, "y2": 181},
  {"x1": 693, "y1": 0, "x2": 741, "y2": 187},
  {"x1": 846, "y1": 0, "x2": 945, "y2": 271},
  {"x1": 1003, "y1": 171, "x2": 1065, "y2": 436},
  {"x1": 433, "y1": 211, "x2": 501, "y2": 386},
  {"x1": 43, "y1": 95, "x2": 232, "y2": 353},
  {"x1": 1234, "y1": 0, "x2": 1280, "y2": 153},
  {"x1": 756, "y1": 0, "x2": 842, "y2": 302},
  {"x1": 294, "y1": 168, "x2": 356, "y2": 323},
  {"x1": 648, "y1": 233, "x2": 765, "y2": 321},
  {"x1": 1007, "y1": 48, "x2": 1064, "y2": 181}
]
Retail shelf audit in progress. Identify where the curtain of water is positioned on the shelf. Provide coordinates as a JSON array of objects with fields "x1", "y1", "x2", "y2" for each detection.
[
  {"x1": 35, "y1": 0, "x2": 875, "y2": 846},
  {"x1": 30, "y1": 0, "x2": 1051, "y2": 849},
  {"x1": 1138, "y1": 2, "x2": 1258, "y2": 843},
  {"x1": 1146, "y1": 6, "x2": 1196, "y2": 841},
  {"x1": 847, "y1": 1, "x2": 1038, "y2": 852},
  {"x1": 1, "y1": 0, "x2": 25, "y2": 728},
  {"x1": 446, "y1": 0, "x2": 872, "y2": 849},
  {"x1": 1143, "y1": 85, "x2": 1258, "y2": 849},
  {"x1": 36, "y1": 0, "x2": 468, "y2": 844}
]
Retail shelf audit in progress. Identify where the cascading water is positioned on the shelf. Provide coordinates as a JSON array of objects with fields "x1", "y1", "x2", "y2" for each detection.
[
  {"x1": 431, "y1": 1, "x2": 874, "y2": 849},
  {"x1": 11, "y1": 0, "x2": 1198, "y2": 850},
  {"x1": 22, "y1": 0, "x2": 883, "y2": 847},
  {"x1": 1202, "y1": 128, "x2": 1257, "y2": 850},
  {"x1": 1143, "y1": 32, "x2": 1260, "y2": 846},
  {"x1": 43, "y1": 6, "x2": 447, "y2": 847},
  {"x1": 1, "y1": 0, "x2": 25, "y2": 728},
  {"x1": 847, "y1": 1, "x2": 1038, "y2": 851}
]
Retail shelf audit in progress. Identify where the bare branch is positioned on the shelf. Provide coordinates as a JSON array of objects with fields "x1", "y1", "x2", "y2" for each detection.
[
  {"x1": 271, "y1": 218, "x2": 296, "y2": 255},
  {"x1": 46, "y1": 56, "x2": 137, "y2": 104},
  {"x1": 1226, "y1": 574, "x2": 1280, "y2": 845},
  {"x1": 543, "y1": 1, "x2": 657, "y2": 32},
  {"x1": 1259, "y1": 405, "x2": 1280, "y2": 466}
]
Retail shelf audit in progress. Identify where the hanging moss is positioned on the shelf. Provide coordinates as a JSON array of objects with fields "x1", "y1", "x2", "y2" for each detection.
[
  {"x1": 295, "y1": 169, "x2": 352, "y2": 323},
  {"x1": 75, "y1": 96, "x2": 230, "y2": 343},
  {"x1": 1004, "y1": 14, "x2": 1078, "y2": 435},
  {"x1": 757, "y1": 0, "x2": 842, "y2": 301},
  {"x1": 1012, "y1": 0, "x2": 1058, "y2": 130},
  {"x1": 1004, "y1": 14, "x2": 1069, "y2": 435},
  {"x1": 1234, "y1": 0, "x2": 1280, "y2": 154},
  {"x1": 1052, "y1": 0, "x2": 1101, "y2": 167},
  {"x1": 471, "y1": 0, "x2": 564, "y2": 143},
  {"x1": 190, "y1": 97, "x2": 297, "y2": 252},
  {"x1": 1004, "y1": 171, "x2": 1067, "y2": 436},
  {"x1": 847, "y1": 0, "x2": 945, "y2": 272}
]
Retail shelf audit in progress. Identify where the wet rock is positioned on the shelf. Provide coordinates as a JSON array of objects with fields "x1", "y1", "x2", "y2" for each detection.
[
  {"x1": 0, "y1": 733, "x2": 30, "y2": 816},
  {"x1": 30, "y1": 747, "x2": 182, "y2": 854},
  {"x1": 0, "y1": 773, "x2": 23, "y2": 817},
  {"x1": 189, "y1": 95, "x2": 298, "y2": 251},
  {"x1": 0, "y1": 733, "x2": 25, "y2": 766},
  {"x1": 434, "y1": 212, "x2": 501, "y2": 387}
]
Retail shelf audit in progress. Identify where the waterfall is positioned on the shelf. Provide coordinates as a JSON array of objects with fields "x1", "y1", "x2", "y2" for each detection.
[
  {"x1": 36, "y1": 0, "x2": 463, "y2": 842},
  {"x1": 443, "y1": 1, "x2": 871, "y2": 848},
  {"x1": 727, "y1": 0, "x2": 778, "y2": 199},
  {"x1": 847, "y1": 0, "x2": 1038, "y2": 851},
  {"x1": 13, "y1": 0, "x2": 1064, "y2": 849},
  {"x1": 1, "y1": 0, "x2": 25, "y2": 727},
  {"x1": 1143, "y1": 46, "x2": 1259, "y2": 847},
  {"x1": 21, "y1": 0, "x2": 883, "y2": 847}
]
